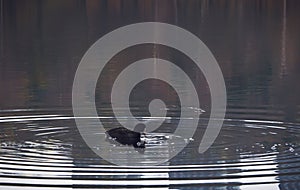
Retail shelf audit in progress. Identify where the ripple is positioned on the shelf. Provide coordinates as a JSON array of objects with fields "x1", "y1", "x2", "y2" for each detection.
[{"x1": 0, "y1": 108, "x2": 299, "y2": 189}]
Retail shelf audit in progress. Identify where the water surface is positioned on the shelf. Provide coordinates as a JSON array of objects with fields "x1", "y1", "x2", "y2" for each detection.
[{"x1": 1, "y1": 0, "x2": 300, "y2": 189}]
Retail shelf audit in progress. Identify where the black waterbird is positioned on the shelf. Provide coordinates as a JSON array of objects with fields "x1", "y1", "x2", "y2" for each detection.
[{"x1": 106, "y1": 127, "x2": 146, "y2": 148}]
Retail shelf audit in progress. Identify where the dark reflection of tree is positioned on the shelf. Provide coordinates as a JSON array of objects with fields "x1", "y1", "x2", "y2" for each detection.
[
  {"x1": 0, "y1": 0, "x2": 89, "y2": 109},
  {"x1": 1, "y1": 0, "x2": 300, "y2": 114}
]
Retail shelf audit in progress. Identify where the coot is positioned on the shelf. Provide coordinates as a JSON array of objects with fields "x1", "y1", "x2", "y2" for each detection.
[{"x1": 106, "y1": 127, "x2": 145, "y2": 148}]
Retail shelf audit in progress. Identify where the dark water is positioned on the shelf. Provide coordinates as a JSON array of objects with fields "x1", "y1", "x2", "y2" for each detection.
[{"x1": 1, "y1": 0, "x2": 300, "y2": 189}]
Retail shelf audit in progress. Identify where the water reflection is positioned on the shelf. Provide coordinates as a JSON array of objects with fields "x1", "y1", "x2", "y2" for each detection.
[
  {"x1": 1, "y1": 0, "x2": 300, "y2": 189},
  {"x1": 1, "y1": 0, "x2": 300, "y2": 116}
]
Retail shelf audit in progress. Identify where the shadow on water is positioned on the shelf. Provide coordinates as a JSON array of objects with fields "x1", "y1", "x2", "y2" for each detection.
[{"x1": 0, "y1": 0, "x2": 300, "y2": 189}]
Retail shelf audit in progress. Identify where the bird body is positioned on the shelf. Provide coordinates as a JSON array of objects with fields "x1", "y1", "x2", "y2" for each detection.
[{"x1": 106, "y1": 127, "x2": 145, "y2": 148}]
